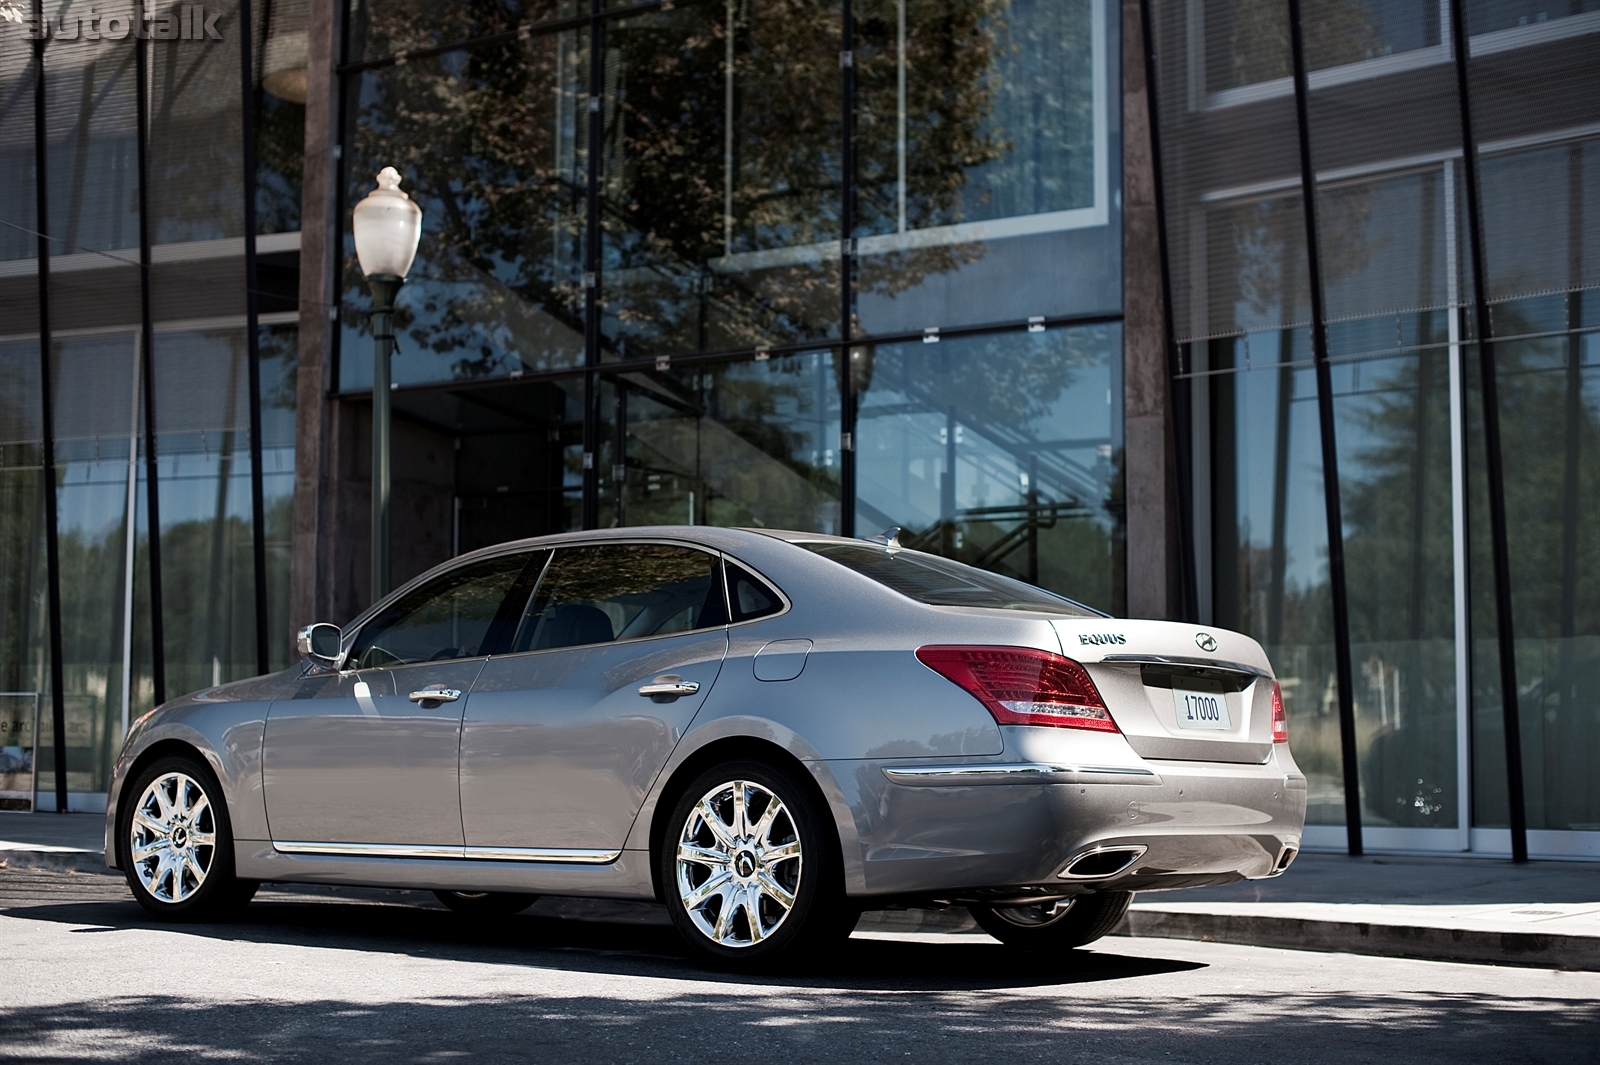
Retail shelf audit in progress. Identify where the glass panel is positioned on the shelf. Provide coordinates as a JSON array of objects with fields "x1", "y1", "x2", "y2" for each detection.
[
  {"x1": 853, "y1": 0, "x2": 1119, "y2": 336},
  {"x1": 610, "y1": 351, "x2": 841, "y2": 533},
  {"x1": 350, "y1": 551, "x2": 535, "y2": 668},
  {"x1": 1487, "y1": 296, "x2": 1600, "y2": 832},
  {"x1": 149, "y1": 0, "x2": 248, "y2": 325},
  {"x1": 43, "y1": 21, "x2": 144, "y2": 335},
  {"x1": 1480, "y1": 140, "x2": 1600, "y2": 312},
  {"x1": 257, "y1": 0, "x2": 308, "y2": 234},
  {"x1": 434, "y1": 378, "x2": 587, "y2": 554},
  {"x1": 149, "y1": 330, "x2": 257, "y2": 698},
  {"x1": 1332, "y1": 348, "x2": 1459, "y2": 830},
  {"x1": 344, "y1": 0, "x2": 579, "y2": 66},
  {"x1": 1203, "y1": 0, "x2": 1440, "y2": 93},
  {"x1": 341, "y1": 31, "x2": 587, "y2": 389},
  {"x1": 0, "y1": 342, "x2": 47, "y2": 808},
  {"x1": 149, "y1": 0, "x2": 245, "y2": 243},
  {"x1": 52, "y1": 335, "x2": 140, "y2": 797},
  {"x1": 598, "y1": 1, "x2": 841, "y2": 361},
  {"x1": 854, "y1": 324, "x2": 1124, "y2": 615},
  {"x1": 1206, "y1": 337, "x2": 1343, "y2": 823},
  {"x1": 1201, "y1": 193, "x2": 1312, "y2": 341},
  {"x1": 260, "y1": 322, "x2": 298, "y2": 670},
  {"x1": 1464, "y1": 1, "x2": 1600, "y2": 35},
  {"x1": 0, "y1": 28, "x2": 36, "y2": 268},
  {"x1": 1462, "y1": 343, "x2": 1509, "y2": 827},
  {"x1": 515, "y1": 543, "x2": 720, "y2": 651}
]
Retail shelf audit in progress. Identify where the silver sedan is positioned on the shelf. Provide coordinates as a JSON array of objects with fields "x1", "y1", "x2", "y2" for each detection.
[{"x1": 106, "y1": 527, "x2": 1306, "y2": 967}]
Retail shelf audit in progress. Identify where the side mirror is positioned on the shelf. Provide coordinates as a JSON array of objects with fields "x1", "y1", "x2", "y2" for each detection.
[{"x1": 297, "y1": 623, "x2": 342, "y2": 664}]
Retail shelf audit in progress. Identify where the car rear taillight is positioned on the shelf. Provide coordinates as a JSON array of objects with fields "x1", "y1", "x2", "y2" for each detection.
[
  {"x1": 1271, "y1": 681, "x2": 1288, "y2": 744},
  {"x1": 915, "y1": 645, "x2": 1118, "y2": 732}
]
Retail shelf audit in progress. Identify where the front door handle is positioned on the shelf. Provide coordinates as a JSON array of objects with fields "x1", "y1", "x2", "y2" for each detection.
[
  {"x1": 638, "y1": 675, "x2": 700, "y2": 700},
  {"x1": 409, "y1": 688, "x2": 462, "y2": 703}
]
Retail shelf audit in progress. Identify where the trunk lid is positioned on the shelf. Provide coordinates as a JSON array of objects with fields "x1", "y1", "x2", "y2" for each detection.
[{"x1": 1051, "y1": 618, "x2": 1275, "y2": 764}]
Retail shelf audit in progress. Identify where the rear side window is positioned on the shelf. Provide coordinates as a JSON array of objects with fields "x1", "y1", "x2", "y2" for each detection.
[
  {"x1": 797, "y1": 542, "x2": 1103, "y2": 616},
  {"x1": 725, "y1": 562, "x2": 784, "y2": 623},
  {"x1": 513, "y1": 543, "x2": 725, "y2": 652}
]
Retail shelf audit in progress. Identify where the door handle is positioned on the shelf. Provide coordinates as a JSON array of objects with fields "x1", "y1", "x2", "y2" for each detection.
[
  {"x1": 638, "y1": 675, "x2": 700, "y2": 700},
  {"x1": 408, "y1": 688, "x2": 462, "y2": 703}
]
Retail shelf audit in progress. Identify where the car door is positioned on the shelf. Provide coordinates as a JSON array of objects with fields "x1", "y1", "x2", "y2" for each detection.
[
  {"x1": 459, "y1": 542, "x2": 729, "y2": 856},
  {"x1": 262, "y1": 550, "x2": 544, "y2": 851}
]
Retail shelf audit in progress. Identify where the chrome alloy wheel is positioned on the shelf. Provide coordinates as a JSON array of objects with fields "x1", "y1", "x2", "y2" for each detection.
[
  {"x1": 128, "y1": 772, "x2": 216, "y2": 904},
  {"x1": 990, "y1": 898, "x2": 1077, "y2": 928},
  {"x1": 675, "y1": 780, "x2": 803, "y2": 948}
]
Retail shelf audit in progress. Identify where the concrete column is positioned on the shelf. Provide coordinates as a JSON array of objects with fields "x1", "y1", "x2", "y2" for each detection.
[
  {"x1": 1122, "y1": 0, "x2": 1181, "y2": 620},
  {"x1": 290, "y1": 0, "x2": 342, "y2": 631}
]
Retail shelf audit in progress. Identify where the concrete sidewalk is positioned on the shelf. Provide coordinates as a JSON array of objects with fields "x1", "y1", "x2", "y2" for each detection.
[
  {"x1": 3, "y1": 814, "x2": 1596, "y2": 970},
  {"x1": 1119, "y1": 851, "x2": 1600, "y2": 971},
  {"x1": 0, "y1": 812, "x2": 104, "y2": 871}
]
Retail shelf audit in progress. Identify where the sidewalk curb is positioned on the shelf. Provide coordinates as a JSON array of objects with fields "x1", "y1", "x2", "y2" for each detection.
[
  {"x1": 0, "y1": 849, "x2": 111, "y2": 874},
  {"x1": 1114, "y1": 908, "x2": 1600, "y2": 972}
]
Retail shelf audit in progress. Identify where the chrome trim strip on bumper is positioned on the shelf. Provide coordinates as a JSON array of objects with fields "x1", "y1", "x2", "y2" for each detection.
[
  {"x1": 882, "y1": 763, "x2": 1161, "y2": 786},
  {"x1": 1097, "y1": 653, "x2": 1272, "y2": 679},
  {"x1": 273, "y1": 841, "x2": 622, "y2": 864}
]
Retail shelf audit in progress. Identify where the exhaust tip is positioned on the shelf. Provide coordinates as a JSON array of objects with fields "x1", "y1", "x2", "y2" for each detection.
[
  {"x1": 1270, "y1": 846, "x2": 1298, "y2": 876},
  {"x1": 1060, "y1": 845, "x2": 1147, "y2": 880}
]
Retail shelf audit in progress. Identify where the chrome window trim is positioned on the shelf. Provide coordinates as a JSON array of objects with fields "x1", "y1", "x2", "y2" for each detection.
[
  {"x1": 717, "y1": 551, "x2": 793, "y2": 629},
  {"x1": 273, "y1": 841, "x2": 622, "y2": 864}
]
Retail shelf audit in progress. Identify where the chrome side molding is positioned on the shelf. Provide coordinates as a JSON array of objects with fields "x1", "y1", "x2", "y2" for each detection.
[
  {"x1": 273, "y1": 841, "x2": 622, "y2": 864},
  {"x1": 882, "y1": 763, "x2": 1161, "y2": 787}
]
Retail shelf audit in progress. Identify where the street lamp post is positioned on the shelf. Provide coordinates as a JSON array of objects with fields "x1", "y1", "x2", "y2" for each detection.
[{"x1": 352, "y1": 166, "x2": 422, "y2": 601}]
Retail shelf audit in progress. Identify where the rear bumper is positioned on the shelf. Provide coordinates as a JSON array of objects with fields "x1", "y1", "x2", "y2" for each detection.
[{"x1": 827, "y1": 742, "x2": 1306, "y2": 899}]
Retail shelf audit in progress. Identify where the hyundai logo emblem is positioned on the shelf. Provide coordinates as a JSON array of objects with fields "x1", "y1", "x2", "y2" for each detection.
[{"x1": 1195, "y1": 632, "x2": 1218, "y2": 652}]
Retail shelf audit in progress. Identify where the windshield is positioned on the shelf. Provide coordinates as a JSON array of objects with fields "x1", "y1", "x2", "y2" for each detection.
[{"x1": 797, "y1": 542, "x2": 1105, "y2": 617}]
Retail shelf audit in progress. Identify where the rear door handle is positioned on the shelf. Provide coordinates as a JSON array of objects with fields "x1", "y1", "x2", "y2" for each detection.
[
  {"x1": 638, "y1": 675, "x2": 700, "y2": 700},
  {"x1": 409, "y1": 688, "x2": 462, "y2": 703}
]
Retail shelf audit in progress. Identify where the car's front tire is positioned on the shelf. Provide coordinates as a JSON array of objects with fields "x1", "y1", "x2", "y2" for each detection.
[
  {"x1": 119, "y1": 753, "x2": 258, "y2": 921},
  {"x1": 968, "y1": 891, "x2": 1132, "y2": 951},
  {"x1": 433, "y1": 891, "x2": 539, "y2": 916},
  {"x1": 661, "y1": 760, "x2": 848, "y2": 970}
]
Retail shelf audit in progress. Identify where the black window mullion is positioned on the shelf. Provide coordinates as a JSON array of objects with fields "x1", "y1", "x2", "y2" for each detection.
[
  {"x1": 838, "y1": 0, "x2": 856, "y2": 539},
  {"x1": 1287, "y1": 0, "x2": 1363, "y2": 858},
  {"x1": 32, "y1": 0, "x2": 68, "y2": 813},
  {"x1": 135, "y1": 28, "x2": 166, "y2": 705},
  {"x1": 1448, "y1": 0, "x2": 1527, "y2": 863},
  {"x1": 240, "y1": 0, "x2": 271, "y2": 675},
  {"x1": 581, "y1": 1, "x2": 604, "y2": 530}
]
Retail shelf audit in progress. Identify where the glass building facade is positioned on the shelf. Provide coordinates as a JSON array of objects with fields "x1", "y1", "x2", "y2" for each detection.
[
  {"x1": 1148, "y1": 0, "x2": 1600, "y2": 857},
  {"x1": 0, "y1": 0, "x2": 1595, "y2": 864},
  {"x1": 0, "y1": 0, "x2": 306, "y2": 809}
]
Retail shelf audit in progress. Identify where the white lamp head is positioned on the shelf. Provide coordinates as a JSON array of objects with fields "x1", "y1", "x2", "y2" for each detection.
[{"x1": 352, "y1": 167, "x2": 423, "y2": 280}]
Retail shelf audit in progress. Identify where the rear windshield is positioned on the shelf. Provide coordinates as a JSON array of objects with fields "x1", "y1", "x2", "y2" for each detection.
[{"x1": 797, "y1": 542, "x2": 1105, "y2": 617}]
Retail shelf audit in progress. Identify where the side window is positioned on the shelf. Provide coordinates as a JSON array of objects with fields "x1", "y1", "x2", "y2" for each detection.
[
  {"x1": 349, "y1": 552, "x2": 541, "y2": 670},
  {"x1": 514, "y1": 544, "x2": 723, "y2": 652},
  {"x1": 726, "y1": 562, "x2": 784, "y2": 623}
]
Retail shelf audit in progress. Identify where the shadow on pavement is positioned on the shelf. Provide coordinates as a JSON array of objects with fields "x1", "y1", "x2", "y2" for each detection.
[{"x1": 4, "y1": 891, "x2": 1202, "y2": 992}]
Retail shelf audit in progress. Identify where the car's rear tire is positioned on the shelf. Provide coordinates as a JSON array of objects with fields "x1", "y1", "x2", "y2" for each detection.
[
  {"x1": 660, "y1": 759, "x2": 848, "y2": 970},
  {"x1": 968, "y1": 891, "x2": 1132, "y2": 951},
  {"x1": 433, "y1": 891, "x2": 539, "y2": 917},
  {"x1": 119, "y1": 753, "x2": 258, "y2": 921}
]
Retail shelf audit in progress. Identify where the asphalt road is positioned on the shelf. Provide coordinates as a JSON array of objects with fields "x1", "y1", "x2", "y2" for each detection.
[{"x1": 1, "y1": 867, "x2": 1596, "y2": 1064}]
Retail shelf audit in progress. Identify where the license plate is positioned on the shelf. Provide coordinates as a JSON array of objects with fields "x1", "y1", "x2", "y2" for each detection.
[{"x1": 1173, "y1": 688, "x2": 1231, "y2": 730}]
